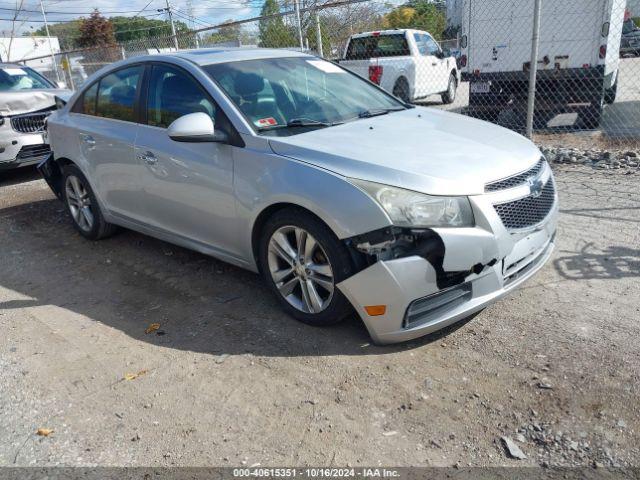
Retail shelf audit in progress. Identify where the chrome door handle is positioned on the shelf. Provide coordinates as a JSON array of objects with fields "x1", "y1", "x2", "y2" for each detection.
[
  {"x1": 137, "y1": 151, "x2": 157, "y2": 165},
  {"x1": 81, "y1": 134, "x2": 95, "y2": 145}
]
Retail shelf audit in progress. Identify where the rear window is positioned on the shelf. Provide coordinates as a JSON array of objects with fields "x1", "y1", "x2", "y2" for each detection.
[{"x1": 345, "y1": 34, "x2": 410, "y2": 60}]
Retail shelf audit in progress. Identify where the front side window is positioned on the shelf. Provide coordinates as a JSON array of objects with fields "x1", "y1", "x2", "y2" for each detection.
[
  {"x1": 147, "y1": 64, "x2": 216, "y2": 129},
  {"x1": 96, "y1": 66, "x2": 142, "y2": 122},
  {"x1": 345, "y1": 34, "x2": 410, "y2": 59},
  {"x1": 0, "y1": 66, "x2": 54, "y2": 91},
  {"x1": 204, "y1": 57, "x2": 405, "y2": 136},
  {"x1": 424, "y1": 35, "x2": 441, "y2": 56}
]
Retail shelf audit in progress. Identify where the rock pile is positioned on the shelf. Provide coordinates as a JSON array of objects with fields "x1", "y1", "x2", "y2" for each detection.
[{"x1": 540, "y1": 146, "x2": 640, "y2": 170}]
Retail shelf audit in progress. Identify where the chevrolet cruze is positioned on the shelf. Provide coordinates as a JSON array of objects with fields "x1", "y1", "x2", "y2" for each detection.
[{"x1": 41, "y1": 48, "x2": 558, "y2": 344}]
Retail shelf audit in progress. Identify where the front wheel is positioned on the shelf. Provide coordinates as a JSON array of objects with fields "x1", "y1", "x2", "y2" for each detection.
[
  {"x1": 441, "y1": 74, "x2": 457, "y2": 104},
  {"x1": 258, "y1": 208, "x2": 355, "y2": 326}
]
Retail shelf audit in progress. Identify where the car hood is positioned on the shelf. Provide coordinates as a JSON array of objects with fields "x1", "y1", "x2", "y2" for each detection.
[
  {"x1": 268, "y1": 107, "x2": 542, "y2": 196},
  {"x1": 0, "y1": 89, "x2": 72, "y2": 116}
]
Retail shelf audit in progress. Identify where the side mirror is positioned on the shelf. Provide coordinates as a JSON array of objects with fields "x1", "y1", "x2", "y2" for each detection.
[
  {"x1": 167, "y1": 112, "x2": 226, "y2": 143},
  {"x1": 435, "y1": 50, "x2": 446, "y2": 59},
  {"x1": 56, "y1": 81, "x2": 67, "y2": 89}
]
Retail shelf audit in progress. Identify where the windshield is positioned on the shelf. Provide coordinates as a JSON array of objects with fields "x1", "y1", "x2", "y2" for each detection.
[
  {"x1": 204, "y1": 56, "x2": 405, "y2": 136},
  {"x1": 0, "y1": 66, "x2": 55, "y2": 91}
]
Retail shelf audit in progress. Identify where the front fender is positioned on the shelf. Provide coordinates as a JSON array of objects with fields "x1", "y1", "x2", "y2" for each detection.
[{"x1": 234, "y1": 148, "x2": 393, "y2": 267}]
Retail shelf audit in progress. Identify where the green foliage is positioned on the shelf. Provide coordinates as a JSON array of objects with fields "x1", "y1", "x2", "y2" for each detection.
[
  {"x1": 258, "y1": 0, "x2": 296, "y2": 48},
  {"x1": 305, "y1": 17, "x2": 331, "y2": 56},
  {"x1": 383, "y1": 0, "x2": 446, "y2": 39},
  {"x1": 204, "y1": 19, "x2": 242, "y2": 45},
  {"x1": 634, "y1": 17, "x2": 640, "y2": 28},
  {"x1": 109, "y1": 16, "x2": 189, "y2": 42},
  {"x1": 29, "y1": 14, "x2": 189, "y2": 50}
]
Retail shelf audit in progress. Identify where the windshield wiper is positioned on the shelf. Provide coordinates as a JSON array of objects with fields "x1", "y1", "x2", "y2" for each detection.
[
  {"x1": 257, "y1": 117, "x2": 342, "y2": 132},
  {"x1": 358, "y1": 107, "x2": 406, "y2": 119}
]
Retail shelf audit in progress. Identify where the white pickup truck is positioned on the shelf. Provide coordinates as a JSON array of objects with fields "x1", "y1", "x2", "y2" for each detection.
[{"x1": 339, "y1": 29, "x2": 460, "y2": 104}]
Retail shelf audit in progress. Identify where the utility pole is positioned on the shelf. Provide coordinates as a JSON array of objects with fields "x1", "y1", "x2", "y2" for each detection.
[
  {"x1": 526, "y1": 0, "x2": 542, "y2": 139},
  {"x1": 159, "y1": 0, "x2": 179, "y2": 51},
  {"x1": 39, "y1": 0, "x2": 61, "y2": 83},
  {"x1": 293, "y1": 0, "x2": 303, "y2": 51},
  {"x1": 315, "y1": 10, "x2": 323, "y2": 57}
]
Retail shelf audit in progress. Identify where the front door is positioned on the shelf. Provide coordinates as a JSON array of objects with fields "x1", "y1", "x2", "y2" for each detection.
[{"x1": 134, "y1": 63, "x2": 238, "y2": 256}]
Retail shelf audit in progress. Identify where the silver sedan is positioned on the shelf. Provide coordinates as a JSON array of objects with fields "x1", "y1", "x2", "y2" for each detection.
[{"x1": 42, "y1": 48, "x2": 558, "y2": 344}]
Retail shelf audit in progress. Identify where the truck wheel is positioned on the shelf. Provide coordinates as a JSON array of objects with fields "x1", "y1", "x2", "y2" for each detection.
[
  {"x1": 441, "y1": 74, "x2": 457, "y2": 104},
  {"x1": 604, "y1": 80, "x2": 617, "y2": 105},
  {"x1": 393, "y1": 78, "x2": 411, "y2": 104},
  {"x1": 581, "y1": 96, "x2": 604, "y2": 129}
]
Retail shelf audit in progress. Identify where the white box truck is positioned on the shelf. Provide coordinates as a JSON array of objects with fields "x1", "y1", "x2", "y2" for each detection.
[{"x1": 458, "y1": 0, "x2": 626, "y2": 128}]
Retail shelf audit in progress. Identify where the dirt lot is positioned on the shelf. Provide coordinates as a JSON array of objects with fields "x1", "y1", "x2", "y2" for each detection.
[{"x1": 0, "y1": 165, "x2": 638, "y2": 468}]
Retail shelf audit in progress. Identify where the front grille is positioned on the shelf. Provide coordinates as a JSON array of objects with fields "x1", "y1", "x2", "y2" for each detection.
[
  {"x1": 485, "y1": 159, "x2": 546, "y2": 192},
  {"x1": 10, "y1": 110, "x2": 52, "y2": 134},
  {"x1": 494, "y1": 178, "x2": 556, "y2": 230},
  {"x1": 16, "y1": 144, "x2": 51, "y2": 161}
]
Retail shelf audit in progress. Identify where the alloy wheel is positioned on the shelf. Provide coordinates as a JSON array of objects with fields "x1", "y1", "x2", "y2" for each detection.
[
  {"x1": 65, "y1": 175, "x2": 94, "y2": 232},
  {"x1": 267, "y1": 226, "x2": 334, "y2": 314}
]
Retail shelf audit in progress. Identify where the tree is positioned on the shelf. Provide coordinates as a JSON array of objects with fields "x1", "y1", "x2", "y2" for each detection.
[
  {"x1": 204, "y1": 19, "x2": 242, "y2": 45},
  {"x1": 305, "y1": 17, "x2": 331, "y2": 56},
  {"x1": 383, "y1": 0, "x2": 446, "y2": 39},
  {"x1": 77, "y1": 9, "x2": 117, "y2": 48},
  {"x1": 30, "y1": 20, "x2": 82, "y2": 50},
  {"x1": 258, "y1": 0, "x2": 296, "y2": 48},
  {"x1": 110, "y1": 16, "x2": 189, "y2": 42}
]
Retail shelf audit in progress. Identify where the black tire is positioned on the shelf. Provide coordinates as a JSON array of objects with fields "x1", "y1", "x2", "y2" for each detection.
[
  {"x1": 258, "y1": 207, "x2": 355, "y2": 327},
  {"x1": 62, "y1": 164, "x2": 117, "y2": 240},
  {"x1": 441, "y1": 73, "x2": 457, "y2": 104},
  {"x1": 392, "y1": 77, "x2": 411, "y2": 104},
  {"x1": 581, "y1": 95, "x2": 604, "y2": 129},
  {"x1": 604, "y1": 79, "x2": 617, "y2": 105}
]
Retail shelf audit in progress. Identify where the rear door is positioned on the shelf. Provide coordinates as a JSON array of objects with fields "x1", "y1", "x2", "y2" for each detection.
[
  {"x1": 70, "y1": 65, "x2": 146, "y2": 222},
  {"x1": 134, "y1": 62, "x2": 238, "y2": 255}
]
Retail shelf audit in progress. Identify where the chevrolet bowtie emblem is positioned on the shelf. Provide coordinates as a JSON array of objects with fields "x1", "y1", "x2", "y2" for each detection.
[{"x1": 528, "y1": 177, "x2": 544, "y2": 198}]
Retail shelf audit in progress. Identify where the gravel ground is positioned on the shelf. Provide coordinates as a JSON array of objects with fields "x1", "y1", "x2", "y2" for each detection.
[{"x1": 0, "y1": 164, "x2": 638, "y2": 468}]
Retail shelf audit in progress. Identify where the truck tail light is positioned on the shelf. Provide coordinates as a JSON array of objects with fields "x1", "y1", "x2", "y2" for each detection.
[
  {"x1": 599, "y1": 45, "x2": 607, "y2": 59},
  {"x1": 369, "y1": 65, "x2": 383, "y2": 85},
  {"x1": 460, "y1": 55, "x2": 467, "y2": 67}
]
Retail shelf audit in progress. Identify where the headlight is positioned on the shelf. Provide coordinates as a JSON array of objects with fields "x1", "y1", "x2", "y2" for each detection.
[{"x1": 350, "y1": 179, "x2": 475, "y2": 228}]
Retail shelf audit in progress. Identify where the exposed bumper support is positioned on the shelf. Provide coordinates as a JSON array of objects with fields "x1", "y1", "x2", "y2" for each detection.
[{"x1": 338, "y1": 207, "x2": 557, "y2": 344}]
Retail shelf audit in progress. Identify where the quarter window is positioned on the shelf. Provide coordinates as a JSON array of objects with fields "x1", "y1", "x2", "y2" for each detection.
[
  {"x1": 81, "y1": 82, "x2": 98, "y2": 115},
  {"x1": 96, "y1": 66, "x2": 142, "y2": 122},
  {"x1": 147, "y1": 64, "x2": 215, "y2": 129}
]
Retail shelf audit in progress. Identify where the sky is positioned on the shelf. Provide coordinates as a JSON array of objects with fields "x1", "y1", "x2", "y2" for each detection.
[{"x1": 0, "y1": 0, "x2": 262, "y2": 37}]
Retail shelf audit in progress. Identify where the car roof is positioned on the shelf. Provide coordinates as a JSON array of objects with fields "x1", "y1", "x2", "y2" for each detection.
[
  {"x1": 0, "y1": 62, "x2": 29, "y2": 69},
  {"x1": 172, "y1": 47, "x2": 311, "y2": 66}
]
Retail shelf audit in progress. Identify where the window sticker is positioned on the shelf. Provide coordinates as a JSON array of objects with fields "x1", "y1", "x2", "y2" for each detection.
[
  {"x1": 255, "y1": 117, "x2": 278, "y2": 127},
  {"x1": 3, "y1": 68, "x2": 26, "y2": 76},
  {"x1": 306, "y1": 60, "x2": 344, "y2": 74}
]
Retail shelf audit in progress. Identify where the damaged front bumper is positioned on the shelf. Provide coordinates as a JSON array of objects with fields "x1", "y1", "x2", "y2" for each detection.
[{"x1": 337, "y1": 169, "x2": 559, "y2": 344}]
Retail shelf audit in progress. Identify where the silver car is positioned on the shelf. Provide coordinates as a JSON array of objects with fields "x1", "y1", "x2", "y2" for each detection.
[{"x1": 42, "y1": 48, "x2": 558, "y2": 344}]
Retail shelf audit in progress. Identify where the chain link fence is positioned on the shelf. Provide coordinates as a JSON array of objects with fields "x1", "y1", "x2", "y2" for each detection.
[{"x1": 18, "y1": 0, "x2": 640, "y2": 145}]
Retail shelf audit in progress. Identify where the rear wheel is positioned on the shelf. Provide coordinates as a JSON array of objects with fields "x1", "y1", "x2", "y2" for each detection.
[
  {"x1": 393, "y1": 77, "x2": 411, "y2": 104},
  {"x1": 258, "y1": 208, "x2": 355, "y2": 326},
  {"x1": 581, "y1": 94, "x2": 604, "y2": 129},
  {"x1": 62, "y1": 164, "x2": 117, "y2": 240},
  {"x1": 604, "y1": 79, "x2": 618, "y2": 105},
  {"x1": 441, "y1": 74, "x2": 457, "y2": 104}
]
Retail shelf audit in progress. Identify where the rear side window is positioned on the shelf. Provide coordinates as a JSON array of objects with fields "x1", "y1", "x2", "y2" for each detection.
[
  {"x1": 96, "y1": 66, "x2": 142, "y2": 122},
  {"x1": 345, "y1": 34, "x2": 410, "y2": 59}
]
